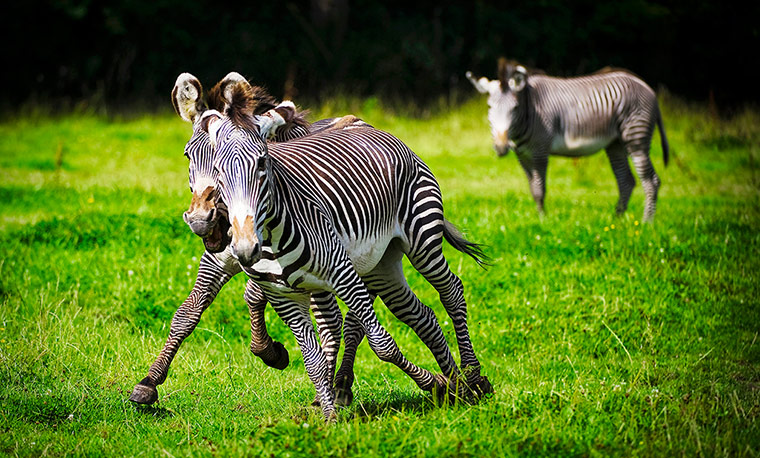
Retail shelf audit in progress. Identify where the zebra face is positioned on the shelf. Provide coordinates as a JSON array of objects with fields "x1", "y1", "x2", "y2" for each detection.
[
  {"x1": 181, "y1": 114, "x2": 232, "y2": 253},
  {"x1": 467, "y1": 63, "x2": 528, "y2": 157},
  {"x1": 172, "y1": 73, "x2": 232, "y2": 252},
  {"x1": 209, "y1": 115, "x2": 273, "y2": 267},
  {"x1": 486, "y1": 90, "x2": 518, "y2": 157}
]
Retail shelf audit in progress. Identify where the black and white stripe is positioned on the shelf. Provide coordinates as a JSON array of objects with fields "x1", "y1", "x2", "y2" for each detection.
[{"x1": 210, "y1": 103, "x2": 491, "y2": 419}]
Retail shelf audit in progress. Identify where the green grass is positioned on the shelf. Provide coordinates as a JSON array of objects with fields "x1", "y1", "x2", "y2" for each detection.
[{"x1": 0, "y1": 96, "x2": 758, "y2": 457}]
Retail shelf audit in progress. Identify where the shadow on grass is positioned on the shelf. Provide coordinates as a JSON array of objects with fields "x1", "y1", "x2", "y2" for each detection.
[
  {"x1": 347, "y1": 392, "x2": 438, "y2": 420},
  {"x1": 130, "y1": 403, "x2": 175, "y2": 419}
]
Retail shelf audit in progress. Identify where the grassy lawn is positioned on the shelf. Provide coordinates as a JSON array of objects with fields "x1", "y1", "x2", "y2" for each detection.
[{"x1": 0, "y1": 96, "x2": 758, "y2": 457}]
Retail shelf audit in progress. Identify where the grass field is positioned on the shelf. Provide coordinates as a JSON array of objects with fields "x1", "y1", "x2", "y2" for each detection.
[{"x1": 1, "y1": 95, "x2": 758, "y2": 457}]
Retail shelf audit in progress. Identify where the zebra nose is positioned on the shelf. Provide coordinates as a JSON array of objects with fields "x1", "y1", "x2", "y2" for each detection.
[
  {"x1": 182, "y1": 211, "x2": 190, "y2": 225},
  {"x1": 234, "y1": 241, "x2": 261, "y2": 267}
]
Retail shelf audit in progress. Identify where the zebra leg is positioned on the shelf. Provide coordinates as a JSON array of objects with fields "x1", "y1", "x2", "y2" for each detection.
[
  {"x1": 270, "y1": 296, "x2": 337, "y2": 421},
  {"x1": 517, "y1": 153, "x2": 548, "y2": 215},
  {"x1": 244, "y1": 280, "x2": 289, "y2": 370},
  {"x1": 330, "y1": 261, "x2": 453, "y2": 401},
  {"x1": 334, "y1": 308, "x2": 365, "y2": 407},
  {"x1": 622, "y1": 117, "x2": 660, "y2": 221},
  {"x1": 130, "y1": 250, "x2": 239, "y2": 404},
  {"x1": 361, "y1": 244, "x2": 459, "y2": 379},
  {"x1": 406, "y1": 238, "x2": 493, "y2": 399},
  {"x1": 309, "y1": 292, "x2": 343, "y2": 406},
  {"x1": 630, "y1": 151, "x2": 660, "y2": 222},
  {"x1": 605, "y1": 141, "x2": 636, "y2": 216}
]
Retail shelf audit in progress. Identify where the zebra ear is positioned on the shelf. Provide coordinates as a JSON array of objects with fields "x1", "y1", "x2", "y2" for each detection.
[
  {"x1": 172, "y1": 73, "x2": 206, "y2": 123},
  {"x1": 465, "y1": 71, "x2": 489, "y2": 94},
  {"x1": 256, "y1": 110, "x2": 288, "y2": 140},
  {"x1": 207, "y1": 72, "x2": 251, "y2": 113},
  {"x1": 273, "y1": 101, "x2": 297, "y2": 124},
  {"x1": 509, "y1": 66, "x2": 528, "y2": 92}
]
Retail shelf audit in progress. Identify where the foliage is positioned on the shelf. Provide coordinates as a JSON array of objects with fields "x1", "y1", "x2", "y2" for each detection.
[
  {"x1": 3, "y1": 1, "x2": 759, "y2": 112},
  {"x1": 0, "y1": 96, "x2": 758, "y2": 456}
]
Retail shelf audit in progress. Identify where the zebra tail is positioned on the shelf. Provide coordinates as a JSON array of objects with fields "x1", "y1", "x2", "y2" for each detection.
[
  {"x1": 442, "y1": 219, "x2": 491, "y2": 268},
  {"x1": 656, "y1": 108, "x2": 670, "y2": 167}
]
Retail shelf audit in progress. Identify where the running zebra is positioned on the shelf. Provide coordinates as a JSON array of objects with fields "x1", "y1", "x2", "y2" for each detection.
[
  {"x1": 467, "y1": 58, "x2": 669, "y2": 221},
  {"x1": 130, "y1": 74, "x2": 357, "y2": 406},
  {"x1": 197, "y1": 76, "x2": 491, "y2": 419}
]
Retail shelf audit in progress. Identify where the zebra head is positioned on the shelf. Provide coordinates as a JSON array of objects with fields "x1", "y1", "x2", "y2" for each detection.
[
  {"x1": 205, "y1": 79, "x2": 285, "y2": 267},
  {"x1": 466, "y1": 58, "x2": 528, "y2": 157},
  {"x1": 172, "y1": 73, "x2": 233, "y2": 253}
]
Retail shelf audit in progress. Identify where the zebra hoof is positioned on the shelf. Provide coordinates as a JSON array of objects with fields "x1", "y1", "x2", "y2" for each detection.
[
  {"x1": 334, "y1": 376, "x2": 354, "y2": 406},
  {"x1": 471, "y1": 375, "x2": 494, "y2": 399},
  {"x1": 260, "y1": 341, "x2": 289, "y2": 370},
  {"x1": 430, "y1": 374, "x2": 457, "y2": 404},
  {"x1": 311, "y1": 395, "x2": 321, "y2": 407},
  {"x1": 129, "y1": 381, "x2": 158, "y2": 405},
  {"x1": 335, "y1": 387, "x2": 353, "y2": 406}
]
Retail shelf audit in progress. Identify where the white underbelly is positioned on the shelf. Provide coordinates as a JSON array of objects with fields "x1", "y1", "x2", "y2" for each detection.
[
  {"x1": 550, "y1": 133, "x2": 614, "y2": 156},
  {"x1": 342, "y1": 226, "x2": 401, "y2": 276}
]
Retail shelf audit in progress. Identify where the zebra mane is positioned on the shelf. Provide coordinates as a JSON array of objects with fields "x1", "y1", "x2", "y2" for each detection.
[
  {"x1": 592, "y1": 66, "x2": 642, "y2": 80},
  {"x1": 207, "y1": 79, "x2": 278, "y2": 131},
  {"x1": 498, "y1": 58, "x2": 548, "y2": 89}
]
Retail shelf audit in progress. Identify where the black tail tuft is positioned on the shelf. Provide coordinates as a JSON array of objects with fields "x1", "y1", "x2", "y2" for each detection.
[{"x1": 442, "y1": 219, "x2": 491, "y2": 269}]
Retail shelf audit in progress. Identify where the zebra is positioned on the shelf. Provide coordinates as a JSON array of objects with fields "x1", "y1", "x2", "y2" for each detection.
[
  {"x1": 130, "y1": 73, "x2": 358, "y2": 407},
  {"x1": 195, "y1": 75, "x2": 492, "y2": 420},
  {"x1": 466, "y1": 58, "x2": 669, "y2": 222}
]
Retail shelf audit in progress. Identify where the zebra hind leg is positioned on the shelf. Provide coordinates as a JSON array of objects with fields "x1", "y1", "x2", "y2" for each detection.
[
  {"x1": 360, "y1": 248, "x2": 463, "y2": 399},
  {"x1": 331, "y1": 263, "x2": 451, "y2": 401},
  {"x1": 407, "y1": 245, "x2": 493, "y2": 401},
  {"x1": 244, "y1": 280, "x2": 289, "y2": 370},
  {"x1": 605, "y1": 141, "x2": 636, "y2": 216},
  {"x1": 630, "y1": 150, "x2": 660, "y2": 222}
]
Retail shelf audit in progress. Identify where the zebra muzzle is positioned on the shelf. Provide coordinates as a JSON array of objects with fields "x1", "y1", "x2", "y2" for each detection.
[{"x1": 231, "y1": 214, "x2": 261, "y2": 267}]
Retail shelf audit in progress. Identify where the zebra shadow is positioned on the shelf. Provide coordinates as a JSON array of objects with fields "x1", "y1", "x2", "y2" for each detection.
[
  {"x1": 130, "y1": 403, "x2": 175, "y2": 419},
  {"x1": 345, "y1": 392, "x2": 441, "y2": 420}
]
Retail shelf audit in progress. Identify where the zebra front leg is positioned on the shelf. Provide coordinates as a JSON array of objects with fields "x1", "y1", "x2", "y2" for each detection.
[
  {"x1": 517, "y1": 153, "x2": 548, "y2": 215},
  {"x1": 334, "y1": 309, "x2": 363, "y2": 406},
  {"x1": 271, "y1": 297, "x2": 337, "y2": 421},
  {"x1": 310, "y1": 292, "x2": 343, "y2": 406},
  {"x1": 130, "y1": 250, "x2": 238, "y2": 404},
  {"x1": 244, "y1": 280, "x2": 290, "y2": 370},
  {"x1": 606, "y1": 141, "x2": 636, "y2": 216}
]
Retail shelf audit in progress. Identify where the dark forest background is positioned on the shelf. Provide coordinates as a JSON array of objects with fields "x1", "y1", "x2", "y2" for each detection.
[{"x1": 3, "y1": 0, "x2": 759, "y2": 114}]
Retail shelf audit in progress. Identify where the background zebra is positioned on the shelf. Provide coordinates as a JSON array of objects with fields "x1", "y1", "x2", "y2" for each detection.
[
  {"x1": 467, "y1": 58, "x2": 669, "y2": 221},
  {"x1": 199, "y1": 77, "x2": 492, "y2": 419},
  {"x1": 130, "y1": 73, "x2": 353, "y2": 406}
]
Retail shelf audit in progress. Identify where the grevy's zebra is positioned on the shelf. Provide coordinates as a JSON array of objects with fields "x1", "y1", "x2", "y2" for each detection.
[
  {"x1": 467, "y1": 58, "x2": 669, "y2": 221},
  {"x1": 130, "y1": 74, "x2": 360, "y2": 406},
  {"x1": 201, "y1": 78, "x2": 491, "y2": 419}
]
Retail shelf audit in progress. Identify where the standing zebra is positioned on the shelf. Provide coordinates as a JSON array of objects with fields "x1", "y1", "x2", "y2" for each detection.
[
  {"x1": 130, "y1": 73, "x2": 356, "y2": 406},
  {"x1": 196, "y1": 76, "x2": 492, "y2": 419},
  {"x1": 467, "y1": 58, "x2": 669, "y2": 221}
]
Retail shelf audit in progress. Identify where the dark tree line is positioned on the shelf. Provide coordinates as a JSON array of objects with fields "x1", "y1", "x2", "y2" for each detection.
[{"x1": 3, "y1": 0, "x2": 758, "y2": 113}]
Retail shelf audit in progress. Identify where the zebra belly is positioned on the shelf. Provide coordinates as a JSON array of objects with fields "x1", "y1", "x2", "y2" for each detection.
[
  {"x1": 550, "y1": 133, "x2": 615, "y2": 157},
  {"x1": 341, "y1": 227, "x2": 401, "y2": 276}
]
